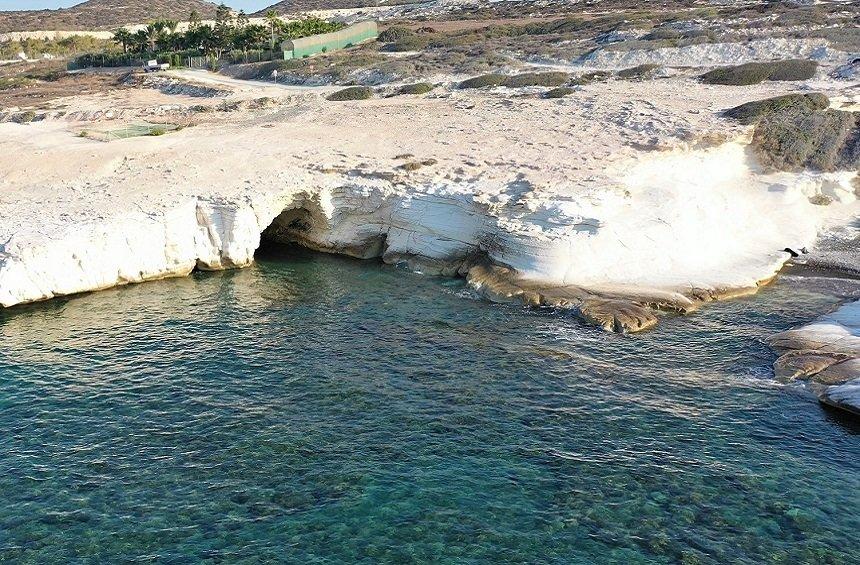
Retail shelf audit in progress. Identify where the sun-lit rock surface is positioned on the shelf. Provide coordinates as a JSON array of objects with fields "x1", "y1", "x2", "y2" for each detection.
[
  {"x1": 0, "y1": 73, "x2": 857, "y2": 332},
  {"x1": 770, "y1": 300, "x2": 860, "y2": 416}
]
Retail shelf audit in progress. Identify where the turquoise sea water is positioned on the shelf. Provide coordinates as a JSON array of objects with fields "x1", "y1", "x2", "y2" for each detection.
[{"x1": 1, "y1": 245, "x2": 858, "y2": 564}]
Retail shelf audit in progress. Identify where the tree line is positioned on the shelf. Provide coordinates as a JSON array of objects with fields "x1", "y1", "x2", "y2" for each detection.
[{"x1": 111, "y1": 6, "x2": 344, "y2": 59}]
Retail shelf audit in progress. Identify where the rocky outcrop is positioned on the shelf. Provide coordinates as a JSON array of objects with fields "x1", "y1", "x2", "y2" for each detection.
[
  {"x1": 2, "y1": 70, "x2": 859, "y2": 334},
  {"x1": 820, "y1": 378, "x2": 860, "y2": 417},
  {"x1": 769, "y1": 300, "x2": 860, "y2": 417},
  {"x1": 1, "y1": 136, "x2": 858, "y2": 333},
  {"x1": 580, "y1": 39, "x2": 835, "y2": 70}
]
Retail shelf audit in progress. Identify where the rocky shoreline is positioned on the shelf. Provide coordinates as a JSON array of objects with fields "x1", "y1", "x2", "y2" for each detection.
[
  {"x1": 770, "y1": 300, "x2": 860, "y2": 417},
  {"x1": 1, "y1": 73, "x2": 858, "y2": 335}
]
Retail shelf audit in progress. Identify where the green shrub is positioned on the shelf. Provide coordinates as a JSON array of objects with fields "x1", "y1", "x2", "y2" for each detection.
[
  {"x1": 148, "y1": 127, "x2": 167, "y2": 136},
  {"x1": 15, "y1": 111, "x2": 36, "y2": 123},
  {"x1": 570, "y1": 71, "x2": 611, "y2": 85},
  {"x1": 723, "y1": 93, "x2": 830, "y2": 125},
  {"x1": 752, "y1": 108, "x2": 857, "y2": 172},
  {"x1": 700, "y1": 60, "x2": 817, "y2": 85},
  {"x1": 459, "y1": 73, "x2": 506, "y2": 89},
  {"x1": 701, "y1": 63, "x2": 771, "y2": 85},
  {"x1": 378, "y1": 26, "x2": 415, "y2": 43},
  {"x1": 766, "y1": 59, "x2": 819, "y2": 81},
  {"x1": 382, "y1": 35, "x2": 429, "y2": 52},
  {"x1": 643, "y1": 28, "x2": 681, "y2": 41},
  {"x1": 398, "y1": 82, "x2": 435, "y2": 95},
  {"x1": 326, "y1": 86, "x2": 374, "y2": 101},
  {"x1": 544, "y1": 87, "x2": 575, "y2": 98},
  {"x1": 502, "y1": 71, "x2": 569, "y2": 88},
  {"x1": 725, "y1": 93, "x2": 859, "y2": 172},
  {"x1": 617, "y1": 64, "x2": 660, "y2": 79}
]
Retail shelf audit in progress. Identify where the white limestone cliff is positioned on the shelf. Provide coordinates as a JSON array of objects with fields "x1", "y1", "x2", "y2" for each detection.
[
  {"x1": 1, "y1": 138, "x2": 856, "y2": 333},
  {"x1": 1, "y1": 76, "x2": 857, "y2": 332}
]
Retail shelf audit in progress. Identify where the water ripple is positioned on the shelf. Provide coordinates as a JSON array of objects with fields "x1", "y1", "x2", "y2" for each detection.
[{"x1": 0, "y1": 246, "x2": 858, "y2": 563}]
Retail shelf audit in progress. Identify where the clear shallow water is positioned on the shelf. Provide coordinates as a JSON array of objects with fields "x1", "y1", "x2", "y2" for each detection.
[{"x1": 1, "y1": 246, "x2": 858, "y2": 564}]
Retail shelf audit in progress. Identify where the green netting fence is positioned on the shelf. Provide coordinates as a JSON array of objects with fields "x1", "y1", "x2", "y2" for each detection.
[
  {"x1": 282, "y1": 21, "x2": 377, "y2": 60},
  {"x1": 80, "y1": 123, "x2": 181, "y2": 141}
]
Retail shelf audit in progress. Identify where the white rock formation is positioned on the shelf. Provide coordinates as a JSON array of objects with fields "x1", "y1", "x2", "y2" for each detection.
[
  {"x1": 770, "y1": 300, "x2": 860, "y2": 416},
  {"x1": 820, "y1": 378, "x2": 860, "y2": 417},
  {"x1": 0, "y1": 74, "x2": 857, "y2": 332},
  {"x1": 581, "y1": 38, "x2": 836, "y2": 70}
]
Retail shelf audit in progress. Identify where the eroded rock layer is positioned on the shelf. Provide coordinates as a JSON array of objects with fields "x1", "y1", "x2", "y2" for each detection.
[{"x1": 769, "y1": 301, "x2": 860, "y2": 416}]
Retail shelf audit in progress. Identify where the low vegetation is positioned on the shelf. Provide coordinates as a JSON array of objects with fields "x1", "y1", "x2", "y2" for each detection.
[
  {"x1": 752, "y1": 109, "x2": 858, "y2": 172},
  {"x1": 459, "y1": 73, "x2": 507, "y2": 89},
  {"x1": 0, "y1": 77, "x2": 35, "y2": 90},
  {"x1": 0, "y1": 36, "x2": 113, "y2": 60},
  {"x1": 326, "y1": 86, "x2": 373, "y2": 101},
  {"x1": 723, "y1": 93, "x2": 830, "y2": 125},
  {"x1": 700, "y1": 60, "x2": 817, "y2": 86},
  {"x1": 544, "y1": 87, "x2": 575, "y2": 99},
  {"x1": 617, "y1": 64, "x2": 659, "y2": 79},
  {"x1": 399, "y1": 158, "x2": 437, "y2": 171},
  {"x1": 725, "y1": 94, "x2": 859, "y2": 172},
  {"x1": 397, "y1": 82, "x2": 434, "y2": 95},
  {"x1": 381, "y1": 35, "x2": 429, "y2": 53},
  {"x1": 460, "y1": 72, "x2": 570, "y2": 89},
  {"x1": 501, "y1": 72, "x2": 569, "y2": 88},
  {"x1": 570, "y1": 71, "x2": 611, "y2": 85},
  {"x1": 377, "y1": 26, "x2": 415, "y2": 43},
  {"x1": 13, "y1": 110, "x2": 36, "y2": 123}
]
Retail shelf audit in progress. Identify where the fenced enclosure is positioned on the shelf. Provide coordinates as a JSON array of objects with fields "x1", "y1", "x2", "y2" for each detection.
[
  {"x1": 67, "y1": 53, "x2": 145, "y2": 70},
  {"x1": 79, "y1": 123, "x2": 181, "y2": 142},
  {"x1": 282, "y1": 21, "x2": 377, "y2": 60}
]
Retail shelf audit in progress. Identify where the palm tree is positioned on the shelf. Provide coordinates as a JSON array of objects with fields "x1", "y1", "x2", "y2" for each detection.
[
  {"x1": 112, "y1": 28, "x2": 133, "y2": 53},
  {"x1": 144, "y1": 23, "x2": 160, "y2": 52},
  {"x1": 265, "y1": 10, "x2": 279, "y2": 52},
  {"x1": 134, "y1": 29, "x2": 149, "y2": 53},
  {"x1": 162, "y1": 19, "x2": 179, "y2": 51},
  {"x1": 188, "y1": 9, "x2": 201, "y2": 32}
]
